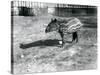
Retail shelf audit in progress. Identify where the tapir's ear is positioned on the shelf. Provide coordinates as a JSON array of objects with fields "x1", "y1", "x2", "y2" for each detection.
[
  {"x1": 51, "y1": 18, "x2": 57, "y2": 21},
  {"x1": 54, "y1": 18, "x2": 57, "y2": 21}
]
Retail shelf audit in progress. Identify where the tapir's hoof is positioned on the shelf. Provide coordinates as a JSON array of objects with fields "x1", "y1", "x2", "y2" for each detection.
[{"x1": 20, "y1": 43, "x2": 25, "y2": 49}]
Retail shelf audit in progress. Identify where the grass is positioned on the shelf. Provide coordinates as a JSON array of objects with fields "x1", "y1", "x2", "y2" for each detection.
[{"x1": 12, "y1": 15, "x2": 97, "y2": 74}]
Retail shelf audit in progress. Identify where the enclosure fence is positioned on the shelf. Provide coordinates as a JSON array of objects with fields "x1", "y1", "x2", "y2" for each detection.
[{"x1": 11, "y1": 1, "x2": 97, "y2": 16}]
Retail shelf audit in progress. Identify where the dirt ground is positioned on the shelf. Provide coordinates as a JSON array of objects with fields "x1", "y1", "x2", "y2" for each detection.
[{"x1": 12, "y1": 15, "x2": 97, "y2": 74}]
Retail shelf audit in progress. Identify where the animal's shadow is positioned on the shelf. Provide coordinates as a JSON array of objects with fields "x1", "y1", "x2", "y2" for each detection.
[{"x1": 20, "y1": 39, "x2": 62, "y2": 49}]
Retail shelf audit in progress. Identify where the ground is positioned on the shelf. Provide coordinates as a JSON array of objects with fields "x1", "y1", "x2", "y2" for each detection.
[{"x1": 12, "y1": 15, "x2": 97, "y2": 74}]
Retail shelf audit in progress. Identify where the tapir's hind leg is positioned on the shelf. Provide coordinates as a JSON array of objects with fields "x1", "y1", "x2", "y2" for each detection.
[
  {"x1": 76, "y1": 33, "x2": 78, "y2": 43},
  {"x1": 72, "y1": 32, "x2": 78, "y2": 43}
]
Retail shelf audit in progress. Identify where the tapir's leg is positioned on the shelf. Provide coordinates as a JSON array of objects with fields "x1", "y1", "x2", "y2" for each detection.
[
  {"x1": 76, "y1": 32, "x2": 78, "y2": 43},
  {"x1": 72, "y1": 33, "x2": 74, "y2": 43},
  {"x1": 72, "y1": 32, "x2": 78, "y2": 43},
  {"x1": 59, "y1": 31, "x2": 64, "y2": 47},
  {"x1": 72, "y1": 32, "x2": 76, "y2": 42}
]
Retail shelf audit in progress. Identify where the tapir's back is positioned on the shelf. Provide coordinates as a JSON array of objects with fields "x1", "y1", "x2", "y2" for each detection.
[{"x1": 59, "y1": 17, "x2": 83, "y2": 34}]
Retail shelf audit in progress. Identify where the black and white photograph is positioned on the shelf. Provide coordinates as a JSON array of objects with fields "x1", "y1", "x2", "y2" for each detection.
[{"x1": 11, "y1": 1, "x2": 97, "y2": 74}]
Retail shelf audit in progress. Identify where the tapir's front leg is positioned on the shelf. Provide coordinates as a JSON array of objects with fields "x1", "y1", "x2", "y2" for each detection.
[
  {"x1": 59, "y1": 32, "x2": 65, "y2": 47},
  {"x1": 62, "y1": 36, "x2": 65, "y2": 47}
]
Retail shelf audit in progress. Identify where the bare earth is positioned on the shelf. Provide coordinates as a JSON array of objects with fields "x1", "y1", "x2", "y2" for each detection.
[{"x1": 12, "y1": 15, "x2": 97, "y2": 74}]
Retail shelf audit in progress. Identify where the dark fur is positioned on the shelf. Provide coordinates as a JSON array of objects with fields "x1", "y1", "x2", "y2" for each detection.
[{"x1": 45, "y1": 18, "x2": 81, "y2": 47}]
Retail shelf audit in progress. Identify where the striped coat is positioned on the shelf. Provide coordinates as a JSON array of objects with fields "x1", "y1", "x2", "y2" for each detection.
[
  {"x1": 45, "y1": 17, "x2": 83, "y2": 47},
  {"x1": 59, "y1": 17, "x2": 83, "y2": 34}
]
